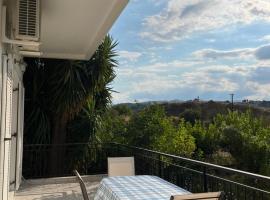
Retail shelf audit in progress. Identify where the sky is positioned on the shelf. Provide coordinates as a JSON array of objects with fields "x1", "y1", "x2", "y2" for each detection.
[{"x1": 109, "y1": 0, "x2": 270, "y2": 104}]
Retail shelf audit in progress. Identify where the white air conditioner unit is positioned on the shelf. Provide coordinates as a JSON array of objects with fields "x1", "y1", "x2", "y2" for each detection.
[
  {"x1": 15, "y1": 0, "x2": 40, "y2": 41},
  {"x1": 1, "y1": 1, "x2": 42, "y2": 56}
]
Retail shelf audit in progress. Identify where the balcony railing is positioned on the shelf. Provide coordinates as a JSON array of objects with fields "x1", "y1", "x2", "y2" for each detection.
[{"x1": 23, "y1": 143, "x2": 270, "y2": 200}]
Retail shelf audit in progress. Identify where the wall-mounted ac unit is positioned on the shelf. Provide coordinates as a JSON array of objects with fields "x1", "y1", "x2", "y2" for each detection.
[
  {"x1": 15, "y1": 0, "x2": 40, "y2": 41},
  {"x1": 2, "y1": 0, "x2": 41, "y2": 56}
]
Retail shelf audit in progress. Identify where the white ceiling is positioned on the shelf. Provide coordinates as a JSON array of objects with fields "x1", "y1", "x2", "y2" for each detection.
[{"x1": 39, "y1": 0, "x2": 128, "y2": 60}]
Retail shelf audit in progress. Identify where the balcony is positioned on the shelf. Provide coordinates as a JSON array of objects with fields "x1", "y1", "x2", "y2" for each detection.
[
  {"x1": 17, "y1": 143, "x2": 270, "y2": 200},
  {"x1": 15, "y1": 175, "x2": 103, "y2": 200}
]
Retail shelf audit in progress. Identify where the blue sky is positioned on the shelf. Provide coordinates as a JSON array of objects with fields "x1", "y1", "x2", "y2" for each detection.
[{"x1": 109, "y1": 0, "x2": 270, "y2": 104}]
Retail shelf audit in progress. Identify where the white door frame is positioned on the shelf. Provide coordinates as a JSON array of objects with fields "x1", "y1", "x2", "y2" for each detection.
[
  {"x1": 0, "y1": 55, "x2": 13, "y2": 200},
  {"x1": 15, "y1": 82, "x2": 24, "y2": 190},
  {"x1": 0, "y1": 53, "x2": 24, "y2": 200},
  {"x1": 9, "y1": 69, "x2": 19, "y2": 192}
]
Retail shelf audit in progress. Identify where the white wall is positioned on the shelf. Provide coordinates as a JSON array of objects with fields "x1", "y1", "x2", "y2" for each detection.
[
  {"x1": 0, "y1": 54, "x2": 25, "y2": 200},
  {"x1": 10, "y1": 54, "x2": 25, "y2": 192},
  {"x1": 0, "y1": 2, "x2": 7, "y2": 199},
  {"x1": 2, "y1": 54, "x2": 13, "y2": 200},
  {"x1": 0, "y1": 1, "x2": 26, "y2": 199},
  {"x1": 0, "y1": 1, "x2": 4, "y2": 198}
]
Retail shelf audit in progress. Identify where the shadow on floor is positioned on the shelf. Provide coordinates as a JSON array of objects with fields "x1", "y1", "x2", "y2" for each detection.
[
  {"x1": 31, "y1": 190, "x2": 96, "y2": 200},
  {"x1": 15, "y1": 176, "x2": 102, "y2": 200}
]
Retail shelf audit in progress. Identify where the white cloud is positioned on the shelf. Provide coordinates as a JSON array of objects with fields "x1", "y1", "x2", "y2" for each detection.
[
  {"x1": 118, "y1": 50, "x2": 142, "y2": 62},
  {"x1": 180, "y1": 71, "x2": 239, "y2": 92},
  {"x1": 136, "y1": 60, "x2": 204, "y2": 73},
  {"x1": 115, "y1": 63, "x2": 244, "y2": 102},
  {"x1": 201, "y1": 65, "x2": 252, "y2": 76},
  {"x1": 117, "y1": 59, "x2": 204, "y2": 76},
  {"x1": 255, "y1": 45, "x2": 270, "y2": 60},
  {"x1": 113, "y1": 51, "x2": 270, "y2": 103},
  {"x1": 148, "y1": 0, "x2": 167, "y2": 7},
  {"x1": 259, "y1": 35, "x2": 270, "y2": 42},
  {"x1": 147, "y1": 46, "x2": 173, "y2": 51},
  {"x1": 245, "y1": 81, "x2": 270, "y2": 100},
  {"x1": 132, "y1": 78, "x2": 180, "y2": 95},
  {"x1": 205, "y1": 39, "x2": 216, "y2": 43},
  {"x1": 140, "y1": 0, "x2": 270, "y2": 42},
  {"x1": 112, "y1": 92, "x2": 133, "y2": 104},
  {"x1": 193, "y1": 48, "x2": 254, "y2": 60},
  {"x1": 113, "y1": 67, "x2": 269, "y2": 103},
  {"x1": 193, "y1": 44, "x2": 270, "y2": 60},
  {"x1": 124, "y1": 69, "x2": 239, "y2": 97}
]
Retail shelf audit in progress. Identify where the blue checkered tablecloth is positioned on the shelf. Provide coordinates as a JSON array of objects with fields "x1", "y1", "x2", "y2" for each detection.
[{"x1": 94, "y1": 175, "x2": 190, "y2": 200}]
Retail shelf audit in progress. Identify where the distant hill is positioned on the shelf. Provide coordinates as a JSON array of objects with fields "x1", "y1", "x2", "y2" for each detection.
[
  {"x1": 163, "y1": 101, "x2": 270, "y2": 123},
  {"x1": 240, "y1": 100, "x2": 270, "y2": 109},
  {"x1": 116, "y1": 100, "x2": 270, "y2": 124}
]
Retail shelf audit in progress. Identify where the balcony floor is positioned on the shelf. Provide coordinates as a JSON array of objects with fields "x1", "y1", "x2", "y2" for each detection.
[{"x1": 15, "y1": 175, "x2": 105, "y2": 200}]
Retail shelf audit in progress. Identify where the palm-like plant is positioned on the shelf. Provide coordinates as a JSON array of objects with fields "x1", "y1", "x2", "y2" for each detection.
[
  {"x1": 47, "y1": 35, "x2": 117, "y2": 145},
  {"x1": 24, "y1": 35, "x2": 118, "y2": 174}
]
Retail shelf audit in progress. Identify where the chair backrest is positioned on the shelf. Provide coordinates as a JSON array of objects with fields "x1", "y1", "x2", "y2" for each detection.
[
  {"x1": 74, "y1": 170, "x2": 90, "y2": 200},
  {"x1": 170, "y1": 192, "x2": 222, "y2": 200},
  {"x1": 108, "y1": 157, "x2": 135, "y2": 177}
]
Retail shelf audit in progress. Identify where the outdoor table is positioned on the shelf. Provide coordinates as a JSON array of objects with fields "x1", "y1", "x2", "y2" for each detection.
[{"x1": 94, "y1": 175, "x2": 190, "y2": 200}]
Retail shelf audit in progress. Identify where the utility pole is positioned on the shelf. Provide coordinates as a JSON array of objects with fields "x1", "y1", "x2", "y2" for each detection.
[{"x1": 229, "y1": 93, "x2": 234, "y2": 111}]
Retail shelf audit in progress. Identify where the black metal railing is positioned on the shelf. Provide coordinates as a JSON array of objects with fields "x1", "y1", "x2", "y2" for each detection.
[
  {"x1": 23, "y1": 143, "x2": 270, "y2": 200},
  {"x1": 115, "y1": 143, "x2": 270, "y2": 200},
  {"x1": 23, "y1": 143, "x2": 109, "y2": 178}
]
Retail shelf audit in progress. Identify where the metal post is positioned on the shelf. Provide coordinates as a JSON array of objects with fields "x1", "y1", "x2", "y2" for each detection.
[
  {"x1": 203, "y1": 167, "x2": 208, "y2": 192},
  {"x1": 230, "y1": 93, "x2": 234, "y2": 111},
  {"x1": 158, "y1": 154, "x2": 162, "y2": 177}
]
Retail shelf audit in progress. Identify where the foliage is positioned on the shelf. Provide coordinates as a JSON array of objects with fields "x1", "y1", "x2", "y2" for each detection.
[
  {"x1": 23, "y1": 33, "x2": 270, "y2": 177},
  {"x1": 98, "y1": 105, "x2": 196, "y2": 157},
  {"x1": 97, "y1": 105, "x2": 270, "y2": 176},
  {"x1": 215, "y1": 111, "x2": 270, "y2": 175},
  {"x1": 24, "y1": 60, "x2": 51, "y2": 144},
  {"x1": 190, "y1": 121, "x2": 221, "y2": 155},
  {"x1": 24, "y1": 35, "x2": 118, "y2": 144},
  {"x1": 113, "y1": 104, "x2": 133, "y2": 116},
  {"x1": 95, "y1": 107, "x2": 128, "y2": 144},
  {"x1": 67, "y1": 35, "x2": 118, "y2": 143},
  {"x1": 126, "y1": 105, "x2": 167, "y2": 147},
  {"x1": 180, "y1": 108, "x2": 201, "y2": 125},
  {"x1": 153, "y1": 119, "x2": 196, "y2": 157}
]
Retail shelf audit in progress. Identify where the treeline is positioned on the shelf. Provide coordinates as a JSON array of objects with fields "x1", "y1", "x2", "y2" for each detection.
[{"x1": 96, "y1": 104, "x2": 270, "y2": 176}]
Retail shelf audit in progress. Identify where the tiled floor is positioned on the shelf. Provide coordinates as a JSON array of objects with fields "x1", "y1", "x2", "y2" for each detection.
[{"x1": 15, "y1": 175, "x2": 105, "y2": 200}]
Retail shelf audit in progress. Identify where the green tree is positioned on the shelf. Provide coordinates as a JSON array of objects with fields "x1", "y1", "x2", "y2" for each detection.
[
  {"x1": 209, "y1": 111, "x2": 270, "y2": 175},
  {"x1": 24, "y1": 35, "x2": 117, "y2": 144},
  {"x1": 154, "y1": 119, "x2": 196, "y2": 157},
  {"x1": 180, "y1": 108, "x2": 201, "y2": 125},
  {"x1": 24, "y1": 35, "x2": 118, "y2": 174},
  {"x1": 125, "y1": 105, "x2": 196, "y2": 157},
  {"x1": 95, "y1": 107, "x2": 128, "y2": 144},
  {"x1": 126, "y1": 105, "x2": 166, "y2": 147},
  {"x1": 113, "y1": 104, "x2": 132, "y2": 116}
]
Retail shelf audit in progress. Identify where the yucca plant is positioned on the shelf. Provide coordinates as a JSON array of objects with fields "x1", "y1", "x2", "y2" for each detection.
[{"x1": 24, "y1": 35, "x2": 118, "y2": 174}]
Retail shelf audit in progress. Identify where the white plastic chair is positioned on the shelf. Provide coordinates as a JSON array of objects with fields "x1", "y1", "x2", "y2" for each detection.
[{"x1": 108, "y1": 157, "x2": 135, "y2": 177}]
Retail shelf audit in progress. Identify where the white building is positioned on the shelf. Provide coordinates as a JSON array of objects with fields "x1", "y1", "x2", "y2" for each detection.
[{"x1": 0, "y1": 0, "x2": 128, "y2": 199}]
